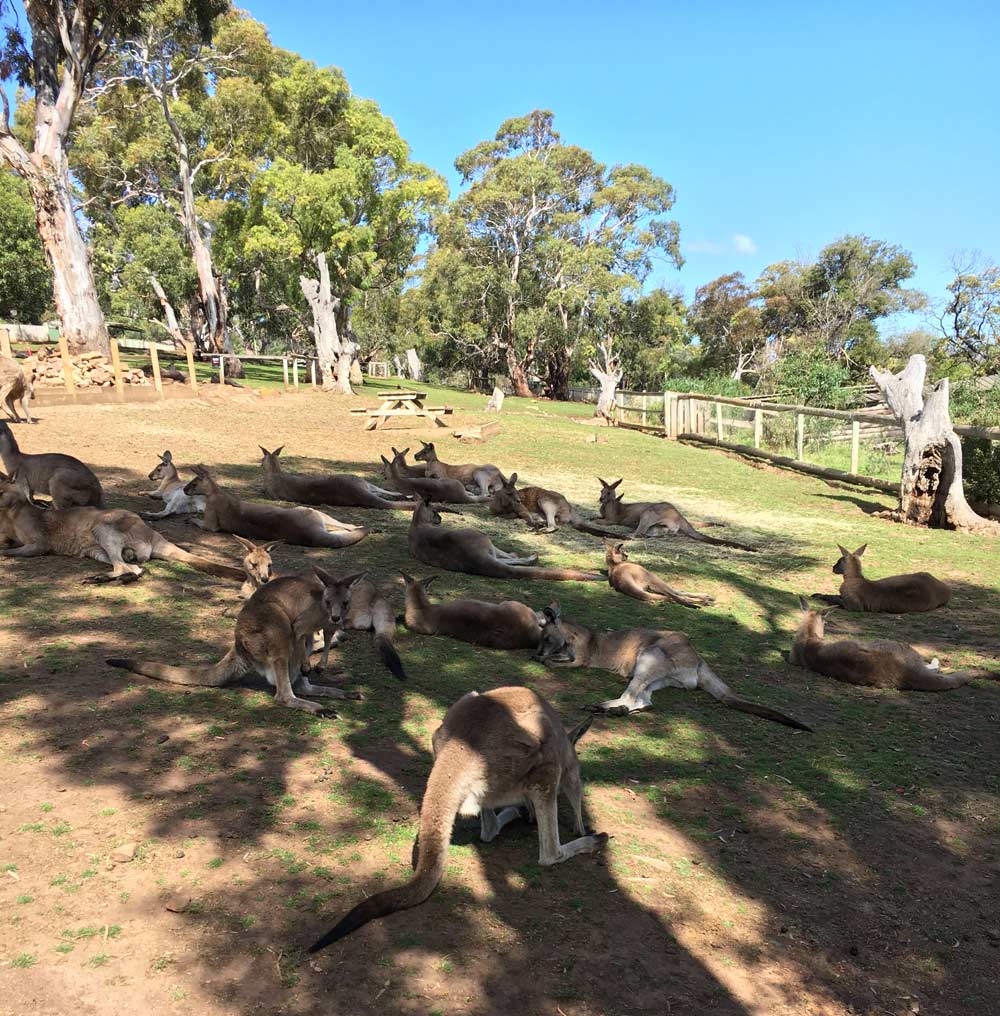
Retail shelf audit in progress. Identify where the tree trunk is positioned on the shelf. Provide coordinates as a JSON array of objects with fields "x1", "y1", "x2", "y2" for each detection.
[
  {"x1": 505, "y1": 345, "x2": 533, "y2": 397},
  {"x1": 149, "y1": 275, "x2": 186, "y2": 348},
  {"x1": 589, "y1": 340, "x2": 622, "y2": 425},
  {"x1": 406, "y1": 348, "x2": 424, "y2": 382},
  {"x1": 393, "y1": 354, "x2": 406, "y2": 378},
  {"x1": 300, "y1": 252, "x2": 354, "y2": 395},
  {"x1": 870, "y1": 355, "x2": 999, "y2": 533}
]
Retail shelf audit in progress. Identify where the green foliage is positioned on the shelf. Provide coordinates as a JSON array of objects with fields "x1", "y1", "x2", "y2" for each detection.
[
  {"x1": 765, "y1": 348, "x2": 859, "y2": 407},
  {"x1": 939, "y1": 254, "x2": 1000, "y2": 372},
  {"x1": 0, "y1": 173, "x2": 51, "y2": 321},
  {"x1": 962, "y1": 438, "x2": 1000, "y2": 504},
  {"x1": 661, "y1": 373, "x2": 752, "y2": 398}
]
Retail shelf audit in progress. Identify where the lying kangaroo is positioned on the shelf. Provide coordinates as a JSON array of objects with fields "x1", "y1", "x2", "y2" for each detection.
[
  {"x1": 108, "y1": 569, "x2": 366, "y2": 713},
  {"x1": 596, "y1": 478, "x2": 754, "y2": 551},
  {"x1": 0, "y1": 420, "x2": 102, "y2": 507},
  {"x1": 812, "y1": 545, "x2": 952, "y2": 613},
  {"x1": 140, "y1": 451, "x2": 206, "y2": 520},
  {"x1": 382, "y1": 449, "x2": 491, "y2": 505},
  {"x1": 402, "y1": 572, "x2": 543, "y2": 650},
  {"x1": 0, "y1": 470, "x2": 243, "y2": 582},
  {"x1": 233, "y1": 537, "x2": 406, "y2": 681},
  {"x1": 604, "y1": 541, "x2": 715, "y2": 608},
  {"x1": 308, "y1": 686, "x2": 607, "y2": 950},
  {"x1": 409, "y1": 498, "x2": 602, "y2": 582},
  {"x1": 790, "y1": 598, "x2": 987, "y2": 691},
  {"x1": 389, "y1": 446, "x2": 428, "y2": 479},
  {"x1": 534, "y1": 603, "x2": 811, "y2": 729},
  {"x1": 260, "y1": 445, "x2": 414, "y2": 511},
  {"x1": 413, "y1": 440, "x2": 504, "y2": 495},
  {"x1": 186, "y1": 466, "x2": 369, "y2": 549},
  {"x1": 489, "y1": 473, "x2": 619, "y2": 537},
  {"x1": 0, "y1": 355, "x2": 34, "y2": 424}
]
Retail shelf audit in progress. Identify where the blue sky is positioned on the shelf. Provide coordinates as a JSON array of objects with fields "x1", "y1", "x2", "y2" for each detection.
[{"x1": 242, "y1": 0, "x2": 998, "y2": 333}]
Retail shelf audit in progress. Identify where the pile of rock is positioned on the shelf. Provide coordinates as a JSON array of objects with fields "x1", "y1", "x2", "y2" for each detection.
[{"x1": 30, "y1": 348, "x2": 150, "y2": 388}]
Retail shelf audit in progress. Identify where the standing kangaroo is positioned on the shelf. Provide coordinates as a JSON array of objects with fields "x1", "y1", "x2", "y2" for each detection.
[
  {"x1": 0, "y1": 356, "x2": 34, "y2": 424},
  {"x1": 604, "y1": 541, "x2": 715, "y2": 608},
  {"x1": 413, "y1": 440, "x2": 504, "y2": 495},
  {"x1": 596, "y1": 478, "x2": 754, "y2": 551},
  {"x1": 186, "y1": 466, "x2": 369, "y2": 548},
  {"x1": 259, "y1": 445, "x2": 414, "y2": 510},
  {"x1": 307, "y1": 686, "x2": 607, "y2": 950},
  {"x1": 0, "y1": 470, "x2": 242, "y2": 583},
  {"x1": 408, "y1": 498, "x2": 602, "y2": 582},
  {"x1": 402, "y1": 573, "x2": 544, "y2": 650},
  {"x1": 790, "y1": 598, "x2": 987, "y2": 691},
  {"x1": 812, "y1": 545, "x2": 952, "y2": 613},
  {"x1": 140, "y1": 451, "x2": 206, "y2": 520},
  {"x1": 381, "y1": 449, "x2": 491, "y2": 505},
  {"x1": 0, "y1": 420, "x2": 102, "y2": 507},
  {"x1": 107, "y1": 568, "x2": 367, "y2": 714},
  {"x1": 489, "y1": 473, "x2": 620, "y2": 537},
  {"x1": 534, "y1": 603, "x2": 811, "y2": 729}
]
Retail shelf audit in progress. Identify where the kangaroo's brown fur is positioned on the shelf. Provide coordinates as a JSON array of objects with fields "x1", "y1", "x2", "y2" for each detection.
[
  {"x1": 381, "y1": 449, "x2": 491, "y2": 505},
  {"x1": 408, "y1": 498, "x2": 602, "y2": 582},
  {"x1": 0, "y1": 356, "x2": 34, "y2": 424},
  {"x1": 186, "y1": 466, "x2": 369, "y2": 549},
  {"x1": 307, "y1": 686, "x2": 606, "y2": 949},
  {"x1": 413, "y1": 440, "x2": 504, "y2": 495},
  {"x1": 604, "y1": 541, "x2": 715, "y2": 608},
  {"x1": 107, "y1": 569, "x2": 367, "y2": 713},
  {"x1": 402, "y1": 573, "x2": 543, "y2": 650},
  {"x1": 0, "y1": 420, "x2": 101, "y2": 507},
  {"x1": 489, "y1": 473, "x2": 620, "y2": 537},
  {"x1": 534, "y1": 604, "x2": 811, "y2": 729}
]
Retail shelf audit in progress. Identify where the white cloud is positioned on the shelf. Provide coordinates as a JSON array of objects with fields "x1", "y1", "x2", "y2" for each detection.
[
  {"x1": 732, "y1": 233, "x2": 758, "y2": 255},
  {"x1": 686, "y1": 233, "x2": 758, "y2": 257}
]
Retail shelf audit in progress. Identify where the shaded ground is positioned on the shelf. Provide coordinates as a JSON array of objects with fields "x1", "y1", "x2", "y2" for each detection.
[{"x1": 1, "y1": 381, "x2": 998, "y2": 1016}]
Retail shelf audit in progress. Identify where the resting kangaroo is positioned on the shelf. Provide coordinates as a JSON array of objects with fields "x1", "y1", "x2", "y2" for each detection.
[
  {"x1": 790, "y1": 598, "x2": 988, "y2": 691},
  {"x1": 409, "y1": 498, "x2": 602, "y2": 582},
  {"x1": 382, "y1": 449, "x2": 491, "y2": 505},
  {"x1": 259, "y1": 445, "x2": 414, "y2": 511},
  {"x1": 489, "y1": 473, "x2": 619, "y2": 537},
  {"x1": 596, "y1": 478, "x2": 754, "y2": 551},
  {"x1": 413, "y1": 440, "x2": 504, "y2": 495},
  {"x1": 140, "y1": 451, "x2": 206, "y2": 520},
  {"x1": 108, "y1": 568, "x2": 367, "y2": 713},
  {"x1": 402, "y1": 572, "x2": 543, "y2": 650},
  {"x1": 0, "y1": 470, "x2": 243, "y2": 583},
  {"x1": 186, "y1": 466, "x2": 369, "y2": 548},
  {"x1": 0, "y1": 420, "x2": 102, "y2": 507},
  {"x1": 535, "y1": 603, "x2": 811, "y2": 729},
  {"x1": 308, "y1": 686, "x2": 607, "y2": 950},
  {"x1": 812, "y1": 545, "x2": 952, "y2": 613},
  {"x1": 604, "y1": 541, "x2": 715, "y2": 608},
  {"x1": 0, "y1": 355, "x2": 34, "y2": 424}
]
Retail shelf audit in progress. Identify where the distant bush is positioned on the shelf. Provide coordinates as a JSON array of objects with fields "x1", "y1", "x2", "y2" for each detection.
[
  {"x1": 962, "y1": 438, "x2": 1000, "y2": 505},
  {"x1": 661, "y1": 373, "x2": 751, "y2": 398},
  {"x1": 763, "y1": 351, "x2": 861, "y2": 408}
]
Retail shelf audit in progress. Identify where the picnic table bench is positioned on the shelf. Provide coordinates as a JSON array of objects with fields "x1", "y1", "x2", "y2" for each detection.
[{"x1": 350, "y1": 389, "x2": 454, "y2": 430}]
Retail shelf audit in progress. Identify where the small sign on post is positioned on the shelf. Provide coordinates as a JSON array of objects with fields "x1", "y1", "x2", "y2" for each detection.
[
  {"x1": 185, "y1": 342, "x2": 198, "y2": 393},
  {"x1": 108, "y1": 339, "x2": 125, "y2": 400},
  {"x1": 149, "y1": 346, "x2": 164, "y2": 396}
]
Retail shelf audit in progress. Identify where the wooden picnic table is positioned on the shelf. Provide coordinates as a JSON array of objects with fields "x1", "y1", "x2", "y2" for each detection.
[{"x1": 350, "y1": 389, "x2": 454, "y2": 430}]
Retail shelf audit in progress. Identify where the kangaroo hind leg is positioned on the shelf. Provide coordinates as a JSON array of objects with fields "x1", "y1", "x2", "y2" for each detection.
[
  {"x1": 531, "y1": 788, "x2": 607, "y2": 865},
  {"x1": 479, "y1": 806, "x2": 523, "y2": 842},
  {"x1": 265, "y1": 658, "x2": 329, "y2": 715},
  {"x1": 85, "y1": 525, "x2": 143, "y2": 583}
]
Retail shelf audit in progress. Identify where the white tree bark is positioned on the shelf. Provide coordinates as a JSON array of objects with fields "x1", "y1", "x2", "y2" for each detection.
[
  {"x1": 870, "y1": 354, "x2": 998, "y2": 533},
  {"x1": 149, "y1": 275, "x2": 186, "y2": 348},
  {"x1": 393, "y1": 354, "x2": 406, "y2": 378},
  {"x1": 589, "y1": 339, "x2": 622, "y2": 426},
  {"x1": 406, "y1": 347, "x2": 424, "y2": 382},
  {"x1": 299, "y1": 252, "x2": 355, "y2": 395}
]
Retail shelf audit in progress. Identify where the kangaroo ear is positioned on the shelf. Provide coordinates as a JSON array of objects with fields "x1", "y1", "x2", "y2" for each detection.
[
  {"x1": 273, "y1": 445, "x2": 284, "y2": 457},
  {"x1": 401, "y1": 447, "x2": 410, "y2": 457},
  {"x1": 598, "y1": 477, "x2": 608, "y2": 488},
  {"x1": 392, "y1": 446, "x2": 401, "y2": 456},
  {"x1": 313, "y1": 565, "x2": 336, "y2": 586},
  {"x1": 259, "y1": 446, "x2": 270, "y2": 457},
  {"x1": 399, "y1": 571, "x2": 414, "y2": 584},
  {"x1": 233, "y1": 535, "x2": 256, "y2": 552},
  {"x1": 380, "y1": 454, "x2": 390, "y2": 465},
  {"x1": 821, "y1": 607, "x2": 837, "y2": 620},
  {"x1": 161, "y1": 450, "x2": 172, "y2": 462},
  {"x1": 797, "y1": 595, "x2": 810, "y2": 611},
  {"x1": 508, "y1": 472, "x2": 517, "y2": 486},
  {"x1": 264, "y1": 540, "x2": 283, "y2": 552},
  {"x1": 610, "y1": 478, "x2": 623, "y2": 490},
  {"x1": 342, "y1": 571, "x2": 367, "y2": 590},
  {"x1": 420, "y1": 440, "x2": 430, "y2": 448},
  {"x1": 837, "y1": 544, "x2": 849, "y2": 558},
  {"x1": 544, "y1": 600, "x2": 561, "y2": 622},
  {"x1": 854, "y1": 544, "x2": 867, "y2": 557}
]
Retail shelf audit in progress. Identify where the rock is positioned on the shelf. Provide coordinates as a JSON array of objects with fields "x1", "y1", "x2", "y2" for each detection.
[
  {"x1": 110, "y1": 842, "x2": 138, "y2": 863},
  {"x1": 165, "y1": 894, "x2": 191, "y2": 913}
]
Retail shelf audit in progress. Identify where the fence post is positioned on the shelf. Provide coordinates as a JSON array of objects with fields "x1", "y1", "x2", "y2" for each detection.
[
  {"x1": 662, "y1": 392, "x2": 669, "y2": 436},
  {"x1": 282, "y1": 357, "x2": 289, "y2": 390},
  {"x1": 715, "y1": 400, "x2": 724, "y2": 440},
  {"x1": 615, "y1": 391, "x2": 624, "y2": 425},
  {"x1": 293, "y1": 359, "x2": 300, "y2": 389},
  {"x1": 310, "y1": 359, "x2": 318, "y2": 387},
  {"x1": 640, "y1": 394, "x2": 647, "y2": 428},
  {"x1": 108, "y1": 339, "x2": 125, "y2": 400},
  {"x1": 185, "y1": 342, "x2": 198, "y2": 393},
  {"x1": 796, "y1": 413, "x2": 804, "y2": 460},
  {"x1": 753, "y1": 408, "x2": 763, "y2": 448},
  {"x1": 55, "y1": 328, "x2": 76, "y2": 398},
  {"x1": 218, "y1": 354, "x2": 225, "y2": 388},
  {"x1": 0, "y1": 326, "x2": 11, "y2": 359},
  {"x1": 850, "y1": 420, "x2": 860, "y2": 474},
  {"x1": 149, "y1": 345, "x2": 164, "y2": 397},
  {"x1": 671, "y1": 395, "x2": 679, "y2": 438}
]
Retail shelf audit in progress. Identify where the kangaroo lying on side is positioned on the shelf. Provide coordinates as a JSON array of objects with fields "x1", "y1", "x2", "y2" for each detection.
[
  {"x1": 308, "y1": 686, "x2": 607, "y2": 950},
  {"x1": 812, "y1": 545, "x2": 952, "y2": 613},
  {"x1": 409, "y1": 498, "x2": 602, "y2": 582},
  {"x1": 140, "y1": 451, "x2": 206, "y2": 520},
  {"x1": 790, "y1": 598, "x2": 987, "y2": 691},
  {"x1": 0, "y1": 470, "x2": 243, "y2": 583},
  {"x1": 382, "y1": 449, "x2": 491, "y2": 505},
  {"x1": 534, "y1": 603, "x2": 811, "y2": 729},
  {"x1": 413, "y1": 440, "x2": 504, "y2": 495},
  {"x1": 0, "y1": 355, "x2": 35, "y2": 424},
  {"x1": 596, "y1": 478, "x2": 755, "y2": 551},
  {"x1": 402, "y1": 572, "x2": 544, "y2": 650},
  {"x1": 604, "y1": 541, "x2": 715, "y2": 608},
  {"x1": 489, "y1": 473, "x2": 620, "y2": 537},
  {"x1": 0, "y1": 420, "x2": 102, "y2": 507},
  {"x1": 186, "y1": 466, "x2": 369, "y2": 548},
  {"x1": 260, "y1": 445, "x2": 415, "y2": 511}
]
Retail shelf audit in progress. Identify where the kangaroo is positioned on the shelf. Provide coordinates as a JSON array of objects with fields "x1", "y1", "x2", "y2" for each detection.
[
  {"x1": 381, "y1": 449, "x2": 491, "y2": 505},
  {"x1": 0, "y1": 355, "x2": 34, "y2": 424},
  {"x1": 409, "y1": 498, "x2": 602, "y2": 582},
  {"x1": 259, "y1": 445, "x2": 414, "y2": 511},
  {"x1": 0, "y1": 470, "x2": 243, "y2": 583},
  {"x1": 139, "y1": 451, "x2": 206, "y2": 520},
  {"x1": 307, "y1": 686, "x2": 607, "y2": 950},
  {"x1": 604, "y1": 541, "x2": 715, "y2": 608},
  {"x1": 489, "y1": 473, "x2": 620, "y2": 537},
  {"x1": 534, "y1": 603, "x2": 811, "y2": 729},
  {"x1": 812, "y1": 545, "x2": 952, "y2": 613},
  {"x1": 402, "y1": 572, "x2": 544, "y2": 650},
  {"x1": 0, "y1": 420, "x2": 102, "y2": 507},
  {"x1": 790, "y1": 598, "x2": 988, "y2": 691},
  {"x1": 413, "y1": 440, "x2": 504, "y2": 495},
  {"x1": 389, "y1": 446, "x2": 428, "y2": 479},
  {"x1": 185, "y1": 466, "x2": 369, "y2": 549},
  {"x1": 108, "y1": 569, "x2": 367, "y2": 713},
  {"x1": 596, "y1": 478, "x2": 755, "y2": 551}
]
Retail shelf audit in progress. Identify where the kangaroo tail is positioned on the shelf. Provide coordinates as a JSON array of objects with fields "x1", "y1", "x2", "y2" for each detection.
[
  {"x1": 153, "y1": 538, "x2": 245, "y2": 581},
  {"x1": 308, "y1": 747, "x2": 466, "y2": 951},
  {"x1": 502, "y1": 565, "x2": 605, "y2": 582},
  {"x1": 106, "y1": 647, "x2": 245, "y2": 687},
  {"x1": 695, "y1": 531, "x2": 757, "y2": 552},
  {"x1": 567, "y1": 715, "x2": 593, "y2": 745},
  {"x1": 698, "y1": 662, "x2": 812, "y2": 731},
  {"x1": 905, "y1": 668, "x2": 982, "y2": 692},
  {"x1": 571, "y1": 519, "x2": 625, "y2": 538},
  {"x1": 375, "y1": 635, "x2": 407, "y2": 681},
  {"x1": 320, "y1": 527, "x2": 370, "y2": 549},
  {"x1": 377, "y1": 499, "x2": 417, "y2": 511}
]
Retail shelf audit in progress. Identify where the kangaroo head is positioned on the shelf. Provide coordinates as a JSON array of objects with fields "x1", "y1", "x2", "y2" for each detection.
[
  {"x1": 413, "y1": 440, "x2": 435, "y2": 462},
  {"x1": 412, "y1": 497, "x2": 443, "y2": 526},
  {"x1": 147, "y1": 450, "x2": 173, "y2": 482},
  {"x1": 314, "y1": 567, "x2": 366, "y2": 624},
  {"x1": 604, "y1": 540, "x2": 628, "y2": 565},
  {"x1": 488, "y1": 472, "x2": 521, "y2": 515},
  {"x1": 598, "y1": 477, "x2": 623, "y2": 509},
  {"x1": 259, "y1": 445, "x2": 285, "y2": 471},
  {"x1": 832, "y1": 544, "x2": 866, "y2": 575},
  {"x1": 234, "y1": 536, "x2": 280, "y2": 587},
  {"x1": 533, "y1": 602, "x2": 577, "y2": 665},
  {"x1": 400, "y1": 572, "x2": 436, "y2": 602},
  {"x1": 183, "y1": 465, "x2": 216, "y2": 496},
  {"x1": 795, "y1": 595, "x2": 835, "y2": 639}
]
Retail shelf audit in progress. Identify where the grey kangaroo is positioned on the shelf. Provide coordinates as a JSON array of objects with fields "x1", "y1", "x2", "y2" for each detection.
[
  {"x1": 0, "y1": 420, "x2": 102, "y2": 507},
  {"x1": 489, "y1": 473, "x2": 620, "y2": 537},
  {"x1": 604, "y1": 541, "x2": 715, "y2": 608}
]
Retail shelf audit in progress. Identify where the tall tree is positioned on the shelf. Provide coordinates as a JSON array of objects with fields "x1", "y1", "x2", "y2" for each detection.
[
  {"x1": 688, "y1": 272, "x2": 763, "y2": 380},
  {"x1": 937, "y1": 251, "x2": 1000, "y2": 372}
]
